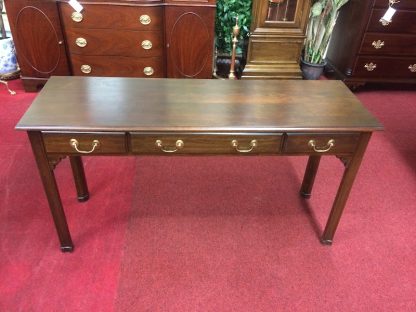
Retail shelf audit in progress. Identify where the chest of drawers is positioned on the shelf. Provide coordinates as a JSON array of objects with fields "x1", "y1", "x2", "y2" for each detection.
[
  {"x1": 325, "y1": 0, "x2": 416, "y2": 88},
  {"x1": 5, "y1": 0, "x2": 216, "y2": 92}
]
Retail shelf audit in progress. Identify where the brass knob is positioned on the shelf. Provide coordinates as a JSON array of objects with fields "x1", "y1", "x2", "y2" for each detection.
[
  {"x1": 364, "y1": 63, "x2": 377, "y2": 71},
  {"x1": 75, "y1": 37, "x2": 87, "y2": 48},
  {"x1": 139, "y1": 14, "x2": 151, "y2": 25},
  {"x1": 379, "y1": 18, "x2": 391, "y2": 26},
  {"x1": 143, "y1": 66, "x2": 154, "y2": 76},
  {"x1": 372, "y1": 40, "x2": 384, "y2": 49},
  {"x1": 80, "y1": 65, "x2": 92, "y2": 74},
  {"x1": 408, "y1": 64, "x2": 416, "y2": 73},
  {"x1": 141, "y1": 40, "x2": 153, "y2": 50},
  {"x1": 71, "y1": 12, "x2": 83, "y2": 23}
]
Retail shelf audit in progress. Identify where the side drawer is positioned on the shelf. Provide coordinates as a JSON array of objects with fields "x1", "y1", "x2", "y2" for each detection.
[
  {"x1": 65, "y1": 29, "x2": 164, "y2": 58},
  {"x1": 60, "y1": 4, "x2": 163, "y2": 31},
  {"x1": 283, "y1": 133, "x2": 360, "y2": 155},
  {"x1": 359, "y1": 33, "x2": 416, "y2": 56},
  {"x1": 353, "y1": 56, "x2": 416, "y2": 79},
  {"x1": 130, "y1": 133, "x2": 283, "y2": 155},
  {"x1": 42, "y1": 132, "x2": 127, "y2": 154},
  {"x1": 70, "y1": 55, "x2": 165, "y2": 78}
]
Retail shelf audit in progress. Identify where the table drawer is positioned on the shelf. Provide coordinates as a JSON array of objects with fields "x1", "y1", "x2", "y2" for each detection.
[
  {"x1": 130, "y1": 133, "x2": 283, "y2": 155},
  {"x1": 60, "y1": 4, "x2": 163, "y2": 31},
  {"x1": 353, "y1": 56, "x2": 416, "y2": 79},
  {"x1": 42, "y1": 132, "x2": 127, "y2": 154},
  {"x1": 65, "y1": 29, "x2": 164, "y2": 57},
  {"x1": 71, "y1": 55, "x2": 165, "y2": 77},
  {"x1": 283, "y1": 133, "x2": 360, "y2": 155}
]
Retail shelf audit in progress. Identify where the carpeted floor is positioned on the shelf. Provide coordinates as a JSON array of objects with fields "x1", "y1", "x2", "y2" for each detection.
[{"x1": 0, "y1": 79, "x2": 415, "y2": 311}]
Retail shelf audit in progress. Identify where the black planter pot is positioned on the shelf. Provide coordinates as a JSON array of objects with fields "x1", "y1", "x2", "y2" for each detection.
[{"x1": 300, "y1": 58, "x2": 326, "y2": 80}]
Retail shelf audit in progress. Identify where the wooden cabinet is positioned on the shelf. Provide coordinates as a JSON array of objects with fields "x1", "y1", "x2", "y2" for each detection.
[
  {"x1": 325, "y1": 0, "x2": 416, "y2": 88},
  {"x1": 4, "y1": 0, "x2": 216, "y2": 91},
  {"x1": 242, "y1": 0, "x2": 310, "y2": 79}
]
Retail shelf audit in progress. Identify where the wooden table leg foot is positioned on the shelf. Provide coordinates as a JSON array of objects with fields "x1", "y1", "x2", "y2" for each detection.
[
  {"x1": 60, "y1": 245, "x2": 74, "y2": 252},
  {"x1": 77, "y1": 194, "x2": 90, "y2": 202},
  {"x1": 320, "y1": 238, "x2": 333, "y2": 245},
  {"x1": 300, "y1": 191, "x2": 311, "y2": 199}
]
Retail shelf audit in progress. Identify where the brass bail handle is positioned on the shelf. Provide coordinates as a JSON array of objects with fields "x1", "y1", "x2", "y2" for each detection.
[
  {"x1": 231, "y1": 139, "x2": 257, "y2": 153},
  {"x1": 155, "y1": 139, "x2": 184, "y2": 153},
  {"x1": 70, "y1": 139, "x2": 100, "y2": 154},
  {"x1": 308, "y1": 139, "x2": 335, "y2": 153}
]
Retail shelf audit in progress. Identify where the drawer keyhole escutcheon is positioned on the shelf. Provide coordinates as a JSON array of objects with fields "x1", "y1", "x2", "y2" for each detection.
[
  {"x1": 364, "y1": 63, "x2": 377, "y2": 71},
  {"x1": 70, "y1": 139, "x2": 100, "y2": 154},
  {"x1": 143, "y1": 67, "x2": 154, "y2": 76},
  {"x1": 141, "y1": 40, "x2": 153, "y2": 50},
  {"x1": 155, "y1": 139, "x2": 184, "y2": 153},
  {"x1": 80, "y1": 65, "x2": 92, "y2": 74},
  {"x1": 231, "y1": 139, "x2": 257, "y2": 153},
  {"x1": 372, "y1": 40, "x2": 384, "y2": 49},
  {"x1": 71, "y1": 12, "x2": 83, "y2": 22},
  {"x1": 139, "y1": 15, "x2": 151, "y2": 25},
  {"x1": 75, "y1": 37, "x2": 87, "y2": 48},
  {"x1": 408, "y1": 64, "x2": 416, "y2": 73},
  {"x1": 308, "y1": 139, "x2": 335, "y2": 153}
]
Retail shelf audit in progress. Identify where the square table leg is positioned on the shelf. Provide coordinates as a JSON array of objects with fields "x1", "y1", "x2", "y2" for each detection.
[
  {"x1": 28, "y1": 131, "x2": 74, "y2": 252},
  {"x1": 69, "y1": 156, "x2": 89, "y2": 202},
  {"x1": 300, "y1": 155, "x2": 321, "y2": 198}
]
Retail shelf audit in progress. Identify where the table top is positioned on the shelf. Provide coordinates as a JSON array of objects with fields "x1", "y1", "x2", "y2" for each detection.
[{"x1": 16, "y1": 76, "x2": 383, "y2": 132}]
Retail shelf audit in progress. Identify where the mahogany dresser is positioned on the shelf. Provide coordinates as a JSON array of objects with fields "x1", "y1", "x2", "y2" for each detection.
[
  {"x1": 4, "y1": 0, "x2": 216, "y2": 91},
  {"x1": 325, "y1": 0, "x2": 416, "y2": 88}
]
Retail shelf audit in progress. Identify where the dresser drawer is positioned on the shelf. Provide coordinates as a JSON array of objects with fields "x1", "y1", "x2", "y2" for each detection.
[
  {"x1": 130, "y1": 133, "x2": 283, "y2": 155},
  {"x1": 60, "y1": 4, "x2": 163, "y2": 31},
  {"x1": 71, "y1": 55, "x2": 165, "y2": 77},
  {"x1": 65, "y1": 29, "x2": 164, "y2": 57},
  {"x1": 42, "y1": 132, "x2": 127, "y2": 154},
  {"x1": 283, "y1": 133, "x2": 360, "y2": 155},
  {"x1": 353, "y1": 56, "x2": 416, "y2": 79},
  {"x1": 360, "y1": 33, "x2": 416, "y2": 56},
  {"x1": 367, "y1": 9, "x2": 416, "y2": 34}
]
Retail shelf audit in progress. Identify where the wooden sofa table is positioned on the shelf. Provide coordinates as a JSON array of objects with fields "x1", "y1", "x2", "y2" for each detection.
[{"x1": 16, "y1": 77, "x2": 383, "y2": 252}]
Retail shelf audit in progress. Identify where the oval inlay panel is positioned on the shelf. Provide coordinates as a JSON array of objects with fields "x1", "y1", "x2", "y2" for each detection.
[
  {"x1": 169, "y1": 12, "x2": 210, "y2": 77},
  {"x1": 16, "y1": 6, "x2": 61, "y2": 74}
]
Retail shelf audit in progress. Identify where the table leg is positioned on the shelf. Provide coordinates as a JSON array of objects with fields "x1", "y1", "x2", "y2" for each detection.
[
  {"x1": 321, "y1": 133, "x2": 372, "y2": 245},
  {"x1": 28, "y1": 131, "x2": 74, "y2": 252},
  {"x1": 69, "y1": 156, "x2": 89, "y2": 202},
  {"x1": 300, "y1": 155, "x2": 321, "y2": 198}
]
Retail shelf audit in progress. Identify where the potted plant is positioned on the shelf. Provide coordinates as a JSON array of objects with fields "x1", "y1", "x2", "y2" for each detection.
[
  {"x1": 301, "y1": 0, "x2": 350, "y2": 79},
  {"x1": 214, "y1": 0, "x2": 252, "y2": 78}
]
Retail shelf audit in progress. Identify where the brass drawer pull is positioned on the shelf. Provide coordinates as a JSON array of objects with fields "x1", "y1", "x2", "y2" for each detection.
[
  {"x1": 408, "y1": 64, "x2": 416, "y2": 73},
  {"x1": 372, "y1": 40, "x2": 384, "y2": 49},
  {"x1": 71, "y1": 12, "x2": 83, "y2": 23},
  {"x1": 70, "y1": 139, "x2": 100, "y2": 154},
  {"x1": 143, "y1": 66, "x2": 154, "y2": 76},
  {"x1": 80, "y1": 64, "x2": 92, "y2": 74},
  {"x1": 141, "y1": 40, "x2": 153, "y2": 50},
  {"x1": 364, "y1": 63, "x2": 377, "y2": 71},
  {"x1": 139, "y1": 14, "x2": 151, "y2": 25},
  {"x1": 155, "y1": 139, "x2": 184, "y2": 153},
  {"x1": 231, "y1": 139, "x2": 257, "y2": 153},
  {"x1": 308, "y1": 139, "x2": 335, "y2": 153},
  {"x1": 75, "y1": 37, "x2": 87, "y2": 48}
]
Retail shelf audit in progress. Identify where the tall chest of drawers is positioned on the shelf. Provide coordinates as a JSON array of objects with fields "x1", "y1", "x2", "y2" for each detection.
[
  {"x1": 325, "y1": 0, "x2": 416, "y2": 88},
  {"x1": 5, "y1": 0, "x2": 216, "y2": 92}
]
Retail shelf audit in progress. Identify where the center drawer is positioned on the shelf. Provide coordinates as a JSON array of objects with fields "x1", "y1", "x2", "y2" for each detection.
[
  {"x1": 42, "y1": 132, "x2": 127, "y2": 154},
  {"x1": 130, "y1": 133, "x2": 283, "y2": 155}
]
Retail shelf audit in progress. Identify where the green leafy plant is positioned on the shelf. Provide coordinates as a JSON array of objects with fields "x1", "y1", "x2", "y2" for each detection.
[
  {"x1": 303, "y1": 0, "x2": 350, "y2": 64},
  {"x1": 215, "y1": 0, "x2": 252, "y2": 55}
]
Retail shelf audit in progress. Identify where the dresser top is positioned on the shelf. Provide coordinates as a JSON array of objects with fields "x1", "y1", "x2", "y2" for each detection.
[{"x1": 16, "y1": 76, "x2": 383, "y2": 132}]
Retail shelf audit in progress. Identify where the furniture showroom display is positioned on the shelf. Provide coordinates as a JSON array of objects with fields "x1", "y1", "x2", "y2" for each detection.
[
  {"x1": 326, "y1": 0, "x2": 416, "y2": 88},
  {"x1": 242, "y1": 0, "x2": 310, "y2": 79},
  {"x1": 16, "y1": 77, "x2": 383, "y2": 252},
  {"x1": 4, "y1": 0, "x2": 216, "y2": 91}
]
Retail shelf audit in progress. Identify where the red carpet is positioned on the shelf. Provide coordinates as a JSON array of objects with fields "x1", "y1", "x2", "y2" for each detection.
[{"x1": 0, "y1": 80, "x2": 415, "y2": 311}]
